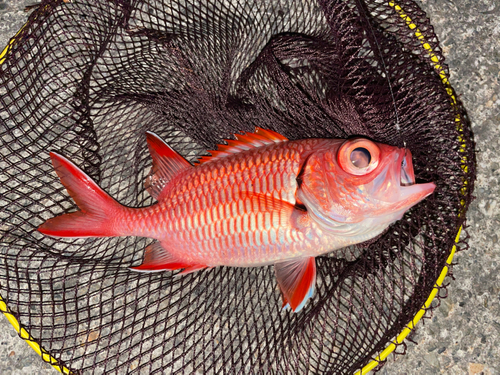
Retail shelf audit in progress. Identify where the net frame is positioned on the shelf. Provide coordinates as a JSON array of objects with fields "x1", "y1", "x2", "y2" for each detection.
[{"x1": 0, "y1": 0, "x2": 473, "y2": 373}]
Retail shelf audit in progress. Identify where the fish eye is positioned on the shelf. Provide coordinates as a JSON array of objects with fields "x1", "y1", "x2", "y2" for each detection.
[
  {"x1": 350, "y1": 147, "x2": 371, "y2": 168},
  {"x1": 338, "y1": 139, "x2": 380, "y2": 176}
]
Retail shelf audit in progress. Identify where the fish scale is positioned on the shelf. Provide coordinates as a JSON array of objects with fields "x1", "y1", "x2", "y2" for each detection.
[{"x1": 154, "y1": 142, "x2": 310, "y2": 266}]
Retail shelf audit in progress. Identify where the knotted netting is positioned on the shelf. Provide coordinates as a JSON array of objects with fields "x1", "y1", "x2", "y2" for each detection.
[{"x1": 0, "y1": 0, "x2": 475, "y2": 373}]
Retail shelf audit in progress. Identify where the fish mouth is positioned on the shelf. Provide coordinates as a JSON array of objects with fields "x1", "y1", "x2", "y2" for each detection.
[
  {"x1": 395, "y1": 149, "x2": 436, "y2": 209},
  {"x1": 400, "y1": 150, "x2": 415, "y2": 186}
]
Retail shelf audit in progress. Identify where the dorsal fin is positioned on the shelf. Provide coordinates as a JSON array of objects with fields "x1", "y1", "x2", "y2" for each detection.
[
  {"x1": 197, "y1": 127, "x2": 288, "y2": 164},
  {"x1": 145, "y1": 131, "x2": 192, "y2": 200}
]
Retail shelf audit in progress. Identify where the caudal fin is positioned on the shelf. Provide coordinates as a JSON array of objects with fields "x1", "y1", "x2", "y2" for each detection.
[{"x1": 38, "y1": 152, "x2": 124, "y2": 238}]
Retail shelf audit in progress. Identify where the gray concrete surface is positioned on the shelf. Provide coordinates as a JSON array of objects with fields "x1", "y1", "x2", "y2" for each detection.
[{"x1": 0, "y1": 0, "x2": 498, "y2": 374}]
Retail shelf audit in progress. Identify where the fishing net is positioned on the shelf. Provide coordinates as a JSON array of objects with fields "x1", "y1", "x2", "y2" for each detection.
[{"x1": 0, "y1": 0, "x2": 475, "y2": 373}]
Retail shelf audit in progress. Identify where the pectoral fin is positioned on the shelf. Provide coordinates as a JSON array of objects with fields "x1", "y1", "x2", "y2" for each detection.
[{"x1": 275, "y1": 257, "x2": 316, "y2": 312}]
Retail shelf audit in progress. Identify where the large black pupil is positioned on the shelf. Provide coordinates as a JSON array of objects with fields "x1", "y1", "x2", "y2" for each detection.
[{"x1": 350, "y1": 147, "x2": 371, "y2": 168}]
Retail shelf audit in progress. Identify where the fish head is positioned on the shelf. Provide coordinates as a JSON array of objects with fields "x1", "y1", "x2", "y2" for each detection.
[{"x1": 297, "y1": 138, "x2": 436, "y2": 234}]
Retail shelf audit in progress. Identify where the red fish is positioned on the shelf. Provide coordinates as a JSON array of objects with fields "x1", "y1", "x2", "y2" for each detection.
[{"x1": 38, "y1": 128, "x2": 435, "y2": 312}]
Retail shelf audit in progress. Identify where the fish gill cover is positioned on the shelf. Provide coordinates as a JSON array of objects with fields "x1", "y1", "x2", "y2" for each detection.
[{"x1": 0, "y1": 0, "x2": 475, "y2": 374}]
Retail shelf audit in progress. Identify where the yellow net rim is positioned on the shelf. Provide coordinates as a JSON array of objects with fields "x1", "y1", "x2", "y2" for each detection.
[{"x1": 0, "y1": 2, "x2": 470, "y2": 374}]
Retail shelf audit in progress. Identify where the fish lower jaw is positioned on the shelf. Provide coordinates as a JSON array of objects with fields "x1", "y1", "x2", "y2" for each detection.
[{"x1": 396, "y1": 182, "x2": 436, "y2": 209}]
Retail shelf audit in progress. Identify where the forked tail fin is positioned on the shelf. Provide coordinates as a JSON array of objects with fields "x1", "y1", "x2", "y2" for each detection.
[{"x1": 38, "y1": 152, "x2": 125, "y2": 238}]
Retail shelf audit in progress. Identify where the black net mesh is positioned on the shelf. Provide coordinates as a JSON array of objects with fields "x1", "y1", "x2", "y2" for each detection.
[{"x1": 0, "y1": 0, "x2": 475, "y2": 373}]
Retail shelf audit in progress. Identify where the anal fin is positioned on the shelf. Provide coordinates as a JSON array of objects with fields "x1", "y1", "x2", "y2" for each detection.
[
  {"x1": 130, "y1": 242, "x2": 207, "y2": 274},
  {"x1": 275, "y1": 257, "x2": 316, "y2": 312},
  {"x1": 177, "y1": 264, "x2": 209, "y2": 275}
]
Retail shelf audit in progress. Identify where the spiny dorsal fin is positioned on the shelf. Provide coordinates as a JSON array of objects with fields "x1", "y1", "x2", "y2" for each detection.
[
  {"x1": 145, "y1": 131, "x2": 192, "y2": 200},
  {"x1": 197, "y1": 127, "x2": 288, "y2": 165}
]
